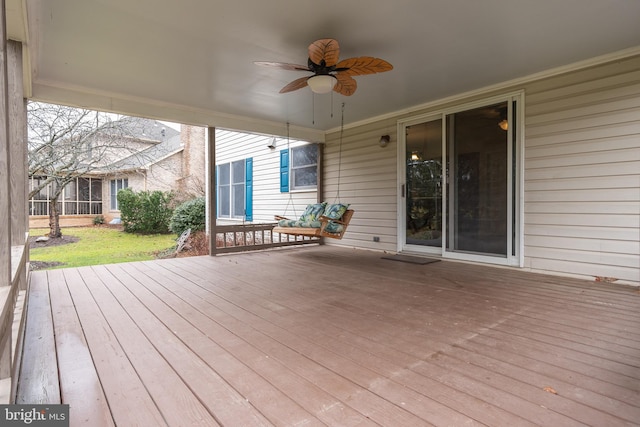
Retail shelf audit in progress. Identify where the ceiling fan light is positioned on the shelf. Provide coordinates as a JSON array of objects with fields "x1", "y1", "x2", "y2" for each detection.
[{"x1": 307, "y1": 75, "x2": 337, "y2": 94}]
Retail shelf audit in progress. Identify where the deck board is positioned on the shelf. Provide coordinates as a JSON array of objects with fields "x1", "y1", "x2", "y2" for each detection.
[
  {"x1": 61, "y1": 267, "x2": 169, "y2": 427},
  {"x1": 115, "y1": 261, "x2": 327, "y2": 427},
  {"x1": 81, "y1": 265, "x2": 221, "y2": 427},
  {"x1": 129, "y1": 260, "x2": 381, "y2": 427},
  {"x1": 46, "y1": 269, "x2": 114, "y2": 427},
  {"x1": 16, "y1": 271, "x2": 60, "y2": 404},
  {"x1": 20, "y1": 246, "x2": 640, "y2": 426}
]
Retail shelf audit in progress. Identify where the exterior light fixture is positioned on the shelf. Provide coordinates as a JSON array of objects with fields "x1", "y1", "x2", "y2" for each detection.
[
  {"x1": 379, "y1": 135, "x2": 390, "y2": 147},
  {"x1": 411, "y1": 152, "x2": 420, "y2": 161},
  {"x1": 307, "y1": 75, "x2": 337, "y2": 94}
]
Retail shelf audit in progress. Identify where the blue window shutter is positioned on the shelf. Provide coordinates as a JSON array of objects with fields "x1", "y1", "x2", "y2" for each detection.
[
  {"x1": 280, "y1": 149, "x2": 289, "y2": 193},
  {"x1": 245, "y1": 158, "x2": 253, "y2": 221}
]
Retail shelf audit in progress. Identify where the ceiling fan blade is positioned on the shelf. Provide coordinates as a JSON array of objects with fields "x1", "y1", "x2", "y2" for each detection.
[
  {"x1": 335, "y1": 57, "x2": 393, "y2": 76},
  {"x1": 333, "y1": 73, "x2": 357, "y2": 96},
  {"x1": 279, "y1": 76, "x2": 310, "y2": 93},
  {"x1": 308, "y1": 39, "x2": 340, "y2": 67},
  {"x1": 254, "y1": 61, "x2": 311, "y2": 71}
]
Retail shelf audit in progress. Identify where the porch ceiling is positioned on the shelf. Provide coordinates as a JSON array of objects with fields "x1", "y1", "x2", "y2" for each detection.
[{"x1": 9, "y1": 1, "x2": 640, "y2": 136}]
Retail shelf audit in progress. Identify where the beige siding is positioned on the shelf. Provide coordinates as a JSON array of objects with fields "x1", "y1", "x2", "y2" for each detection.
[
  {"x1": 179, "y1": 125, "x2": 206, "y2": 196},
  {"x1": 147, "y1": 153, "x2": 183, "y2": 193},
  {"x1": 323, "y1": 119, "x2": 398, "y2": 252},
  {"x1": 215, "y1": 129, "x2": 318, "y2": 223},
  {"x1": 323, "y1": 54, "x2": 640, "y2": 285},
  {"x1": 101, "y1": 173, "x2": 144, "y2": 222},
  {"x1": 523, "y1": 56, "x2": 640, "y2": 284}
]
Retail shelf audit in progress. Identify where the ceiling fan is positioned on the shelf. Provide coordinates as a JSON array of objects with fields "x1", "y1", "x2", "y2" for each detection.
[{"x1": 255, "y1": 38, "x2": 393, "y2": 96}]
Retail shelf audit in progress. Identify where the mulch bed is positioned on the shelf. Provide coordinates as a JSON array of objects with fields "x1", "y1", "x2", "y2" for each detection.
[
  {"x1": 29, "y1": 234, "x2": 80, "y2": 249},
  {"x1": 28, "y1": 233, "x2": 80, "y2": 271}
]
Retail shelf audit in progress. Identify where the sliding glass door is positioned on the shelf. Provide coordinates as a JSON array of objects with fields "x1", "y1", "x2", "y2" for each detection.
[
  {"x1": 447, "y1": 101, "x2": 509, "y2": 256},
  {"x1": 405, "y1": 118, "x2": 443, "y2": 248},
  {"x1": 400, "y1": 96, "x2": 521, "y2": 265}
]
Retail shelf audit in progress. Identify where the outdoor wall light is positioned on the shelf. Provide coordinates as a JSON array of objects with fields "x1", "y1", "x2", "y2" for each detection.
[
  {"x1": 379, "y1": 134, "x2": 390, "y2": 147},
  {"x1": 267, "y1": 137, "x2": 276, "y2": 149}
]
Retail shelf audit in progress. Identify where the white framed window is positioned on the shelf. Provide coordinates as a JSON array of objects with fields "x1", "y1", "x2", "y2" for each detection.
[
  {"x1": 290, "y1": 144, "x2": 318, "y2": 191},
  {"x1": 110, "y1": 178, "x2": 128, "y2": 210},
  {"x1": 217, "y1": 158, "x2": 253, "y2": 220}
]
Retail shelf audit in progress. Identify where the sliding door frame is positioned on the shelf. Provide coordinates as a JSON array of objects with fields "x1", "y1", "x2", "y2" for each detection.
[{"x1": 397, "y1": 91, "x2": 525, "y2": 267}]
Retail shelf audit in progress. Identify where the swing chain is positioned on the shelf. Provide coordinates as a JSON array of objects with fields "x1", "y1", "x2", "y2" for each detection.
[
  {"x1": 334, "y1": 102, "x2": 345, "y2": 204},
  {"x1": 282, "y1": 121, "x2": 297, "y2": 218}
]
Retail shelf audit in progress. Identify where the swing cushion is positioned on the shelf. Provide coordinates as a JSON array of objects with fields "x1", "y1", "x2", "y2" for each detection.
[
  {"x1": 322, "y1": 220, "x2": 344, "y2": 234},
  {"x1": 277, "y1": 219, "x2": 322, "y2": 228},
  {"x1": 323, "y1": 203, "x2": 350, "y2": 220},
  {"x1": 299, "y1": 202, "x2": 327, "y2": 222}
]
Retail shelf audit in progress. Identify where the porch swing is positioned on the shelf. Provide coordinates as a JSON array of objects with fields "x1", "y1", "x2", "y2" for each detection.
[{"x1": 272, "y1": 104, "x2": 354, "y2": 240}]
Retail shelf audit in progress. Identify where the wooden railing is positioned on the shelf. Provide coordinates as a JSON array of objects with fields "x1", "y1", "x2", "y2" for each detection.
[
  {"x1": 213, "y1": 223, "x2": 320, "y2": 255},
  {"x1": 0, "y1": 238, "x2": 29, "y2": 403}
]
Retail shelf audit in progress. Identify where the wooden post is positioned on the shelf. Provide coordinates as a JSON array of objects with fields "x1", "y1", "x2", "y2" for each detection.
[
  {"x1": 8, "y1": 41, "x2": 26, "y2": 247},
  {"x1": 0, "y1": 0, "x2": 13, "y2": 384},
  {"x1": 207, "y1": 127, "x2": 217, "y2": 256},
  {"x1": 0, "y1": 0, "x2": 11, "y2": 288}
]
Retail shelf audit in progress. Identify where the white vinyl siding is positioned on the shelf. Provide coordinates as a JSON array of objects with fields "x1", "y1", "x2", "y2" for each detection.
[
  {"x1": 323, "y1": 54, "x2": 639, "y2": 284},
  {"x1": 214, "y1": 129, "x2": 318, "y2": 223},
  {"x1": 210, "y1": 55, "x2": 640, "y2": 284},
  {"x1": 523, "y1": 57, "x2": 640, "y2": 284},
  {"x1": 322, "y1": 120, "x2": 399, "y2": 252}
]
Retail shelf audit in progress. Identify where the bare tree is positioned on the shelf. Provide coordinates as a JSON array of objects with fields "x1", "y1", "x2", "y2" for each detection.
[{"x1": 27, "y1": 102, "x2": 162, "y2": 237}]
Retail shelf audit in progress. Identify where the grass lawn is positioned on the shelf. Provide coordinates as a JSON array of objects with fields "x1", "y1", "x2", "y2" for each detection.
[{"x1": 30, "y1": 226, "x2": 178, "y2": 269}]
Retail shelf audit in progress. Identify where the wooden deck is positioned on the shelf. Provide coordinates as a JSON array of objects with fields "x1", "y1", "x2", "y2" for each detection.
[{"x1": 17, "y1": 246, "x2": 640, "y2": 426}]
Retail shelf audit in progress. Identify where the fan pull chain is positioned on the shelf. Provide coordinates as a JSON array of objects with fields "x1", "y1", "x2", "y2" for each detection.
[{"x1": 330, "y1": 91, "x2": 334, "y2": 118}]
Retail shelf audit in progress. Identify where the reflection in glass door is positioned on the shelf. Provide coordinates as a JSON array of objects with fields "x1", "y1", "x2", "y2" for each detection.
[
  {"x1": 401, "y1": 97, "x2": 519, "y2": 262},
  {"x1": 405, "y1": 119, "x2": 442, "y2": 248},
  {"x1": 447, "y1": 102, "x2": 509, "y2": 256}
]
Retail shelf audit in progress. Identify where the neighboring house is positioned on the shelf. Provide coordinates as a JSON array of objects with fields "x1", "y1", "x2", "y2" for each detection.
[
  {"x1": 29, "y1": 117, "x2": 207, "y2": 226},
  {"x1": 214, "y1": 128, "x2": 319, "y2": 224}
]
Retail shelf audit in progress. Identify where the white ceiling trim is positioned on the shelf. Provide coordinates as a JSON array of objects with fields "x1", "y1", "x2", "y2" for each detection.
[{"x1": 30, "y1": 79, "x2": 326, "y2": 142}]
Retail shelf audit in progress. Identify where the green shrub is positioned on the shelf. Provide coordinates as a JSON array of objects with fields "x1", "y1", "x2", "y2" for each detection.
[
  {"x1": 169, "y1": 197, "x2": 206, "y2": 235},
  {"x1": 118, "y1": 188, "x2": 174, "y2": 234},
  {"x1": 93, "y1": 214, "x2": 105, "y2": 225}
]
